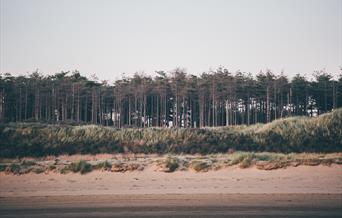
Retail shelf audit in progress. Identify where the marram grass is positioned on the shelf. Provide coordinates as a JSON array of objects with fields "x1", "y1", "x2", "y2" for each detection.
[
  {"x1": 0, "y1": 109, "x2": 341, "y2": 157},
  {"x1": 1, "y1": 152, "x2": 341, "y2": 175}
]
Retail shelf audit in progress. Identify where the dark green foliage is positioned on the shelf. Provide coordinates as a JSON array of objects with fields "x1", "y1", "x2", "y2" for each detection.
[
  {"x1": 1, "y1": 70, "x2": 341, "y2": 129},
  {"x1": 0, "y1": 109, "x2": 341, "y2": 157}
]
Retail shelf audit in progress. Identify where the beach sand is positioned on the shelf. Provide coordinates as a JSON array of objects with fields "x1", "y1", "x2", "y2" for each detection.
[{"x1": 1, "y1": 165, "x2": 341, "y2": 217}]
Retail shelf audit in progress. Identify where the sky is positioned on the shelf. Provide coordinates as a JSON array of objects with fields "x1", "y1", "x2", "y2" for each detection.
[{"x1": 0, "y1": 0, "x2": 341, "y2": 81}]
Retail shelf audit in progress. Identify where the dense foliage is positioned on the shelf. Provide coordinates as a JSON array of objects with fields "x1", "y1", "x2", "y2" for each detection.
[
  {"x1": 0, "y1": 69, "x2": 341, "y2": 128},
  {"x1": 1, "y1": 108, "x2": 341, "y2": 157}
]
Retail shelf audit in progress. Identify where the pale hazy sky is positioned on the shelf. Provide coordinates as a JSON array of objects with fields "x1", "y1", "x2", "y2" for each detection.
[{"x1": 0, "y1": 0, "x2": 341, "y2": 81}]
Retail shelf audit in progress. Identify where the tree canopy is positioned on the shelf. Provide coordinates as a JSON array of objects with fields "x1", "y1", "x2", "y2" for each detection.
[{"x1": 0, "y1": 69, "x2": 341, "y2": 128}]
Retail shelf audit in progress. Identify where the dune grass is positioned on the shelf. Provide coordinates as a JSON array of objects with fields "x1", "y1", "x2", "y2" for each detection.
[
  {"x1": 0, "y1": 109, "x2": 341, "y2": 158},
  {"x1": 163, "y1": 157, "x2": 179, "y2": 172},
  {"x1": 93, "y1": 160, "x2": 112, "y2": 170},
  {"x1": 156, "y1": 156, "x2": 180, "y2": 172},
  {"x1": 68, "y1": 160, "x2": 92, "y2": 174},
  {"x1": 190, "y1": 160, "x2": 211, "y2": 172},
  {"x1": 1, "y1": 152, "x2": 341, "y2": 175}
]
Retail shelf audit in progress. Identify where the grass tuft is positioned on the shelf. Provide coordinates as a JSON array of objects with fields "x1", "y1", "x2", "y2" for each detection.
[
  {"x1": 94, "y1": 161, "x2": 112, "y2": 170},
  {"x1": 6, "y1": 163, "x2": 21, "y2": 174},
  {"x1": 69, "y1": 160, "x2": 92, "y2": 174},
  {"x1": 0, "y1": 164, "x2": 7, "y2": 172},
  {"x1": 190, "y1": 160, "x2": 210, "y2": 172},
  {"x1": 164, "y1": 157, "x2": 179, "y2": 172},
  {"x1": 239, "y1": 154, "x2": 254, "y2": 168}
]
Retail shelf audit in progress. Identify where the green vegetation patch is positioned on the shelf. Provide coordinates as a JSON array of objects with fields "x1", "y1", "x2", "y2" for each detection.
[{"x1": 1, "y1": 109, "x2": 341, "y2": 158}]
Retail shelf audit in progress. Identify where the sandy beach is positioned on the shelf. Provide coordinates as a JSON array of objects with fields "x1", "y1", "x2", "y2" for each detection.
[
  {"x1": 1, "y1": 165, "x2": 342, "y2": 217},
  {"x1": 1, "y1": 194, "x2": 341, "y2": 217},
  {"x1": 1, "y1": 165, "x2": 341, "y2": 197}
]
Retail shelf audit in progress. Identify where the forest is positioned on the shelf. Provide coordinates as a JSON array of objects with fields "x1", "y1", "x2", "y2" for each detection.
[{"x1": 0, "y1": 68, "x2": 341, "y2": 128}]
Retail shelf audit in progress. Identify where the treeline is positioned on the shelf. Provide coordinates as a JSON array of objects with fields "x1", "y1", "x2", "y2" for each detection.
[{"x1": 0, "y1": 68, "x2": 341, "y2": 127}]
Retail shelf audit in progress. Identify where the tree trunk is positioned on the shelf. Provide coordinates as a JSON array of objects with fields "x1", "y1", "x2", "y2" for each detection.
[
  {"x1": 247, "y1": 97, "x2": 250, "y2": 125},
  {"x1": 77, "y1": 85, "x2": 80, "y2": 123},
  {"x1": 19, "y1": 87, "x2": 22, "y2": 121},
  {"x1": 71, "y1": 84, "x2": 75, "y2": 121},
  {"x1": 156, "y1": 95, "x2": 160, "y2": 127},
  {"x1": 128, "y1": 96, "x2": 131, "y2": 126},
  {"x1": 34, "y1": 88, "x2": 40, "y2": 121},
  {"x1": 225, "y1": 100, "x2": 229, "y2": 126},
  {"x1": 25, "y1": 85, "x2": 28, "y2": 120},
  {"x1": 266, "y1": 86, "x2": 270, "y2": 123},
  {"x1": 143, "y1": 94, "x2": 147, "y2": 128},
  {"x1": 0, "y1": 88, "x2": 4, "y2": 122}
]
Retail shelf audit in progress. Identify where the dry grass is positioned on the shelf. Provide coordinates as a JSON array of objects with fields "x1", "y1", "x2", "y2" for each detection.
[
  {"x1": 190, "y1": 160, "x2": 211, "y2": 172},
  {"x1": 1, "y1": 152, "x2": 341, "y2": 175},
  {"x1": 162, "y1": 157, "x2": 179, "y2": 172},
  {"x1": 1, "y1": 109, "x2": 341, "y2": 157}
]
